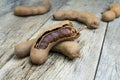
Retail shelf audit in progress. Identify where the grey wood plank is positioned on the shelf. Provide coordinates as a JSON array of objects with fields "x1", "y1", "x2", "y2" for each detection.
[
  {"x1": 0, "y1": 0, "x2": 68, "y2": 68},
  {"x1": 0, "y1": 0, "x2": 109, "y2": 80},
  {"x1": 95, "y1": 16, "x2": 120, "y2": 80},
  {"x1": 94, "y1": 0, "x2": 120, "y2": 80}
]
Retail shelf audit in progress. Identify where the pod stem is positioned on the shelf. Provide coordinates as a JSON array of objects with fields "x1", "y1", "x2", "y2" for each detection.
[{"x1": 77, "y1": 26, "x2": 87, "y2": 32}]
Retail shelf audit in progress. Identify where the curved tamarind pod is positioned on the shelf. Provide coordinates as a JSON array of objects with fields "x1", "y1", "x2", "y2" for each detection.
[
  {"x1": 30, "y1": 21, "x2": 80, "y2": 64},
  {"x1": 102, "y1": 10, "x2": 116, "y2": 21},
  {"x1": 14, "y1": 0, "x2": 51, "y2": 16},
  {"x1": 53, "y1": 10, "x2": 100, "y2": 29},
  {"x1": 14, "y1": 39, "x2": 80, "y2": 59}
]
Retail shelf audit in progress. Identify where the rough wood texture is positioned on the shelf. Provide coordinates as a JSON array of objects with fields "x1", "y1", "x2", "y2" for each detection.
[
  {"x1": 95, "y1": 18, "x2": 120, "y2": 80},
  {"x1": 0, "y1": 0, "x2": 120, "y2": 80},
  {"x1": 95, "y1": 0, "x2": 120, "y2": 80},
  {"x1": 0, "y1": 0, "x2": 68, "y2": 68}
]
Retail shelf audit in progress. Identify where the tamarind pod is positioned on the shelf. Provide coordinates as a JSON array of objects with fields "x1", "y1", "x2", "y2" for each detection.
[
  {"x1": 14, "y1": 24, "x2": 85, "y2": 59},
  {"x1": 53, "y1": 10, "x2": 100, "y2": 29},
  {"x1": 14, "y1": 39, "x2": 80, "y2": 59},
  {"x1": 53, "y1": 10, "x2": 78, "y2": 20},
  {"x1": 102, "y1": 10, "x2": 116, "y2": 22},
  {"x1": 14, "y1": 39, "x2": 36, "y2": 58},
  {"x1": 111, "y1": 7, "x2": 120, "y2": 17},
  {"x1": 78, "y1": 12, "x2": 100, "y2": 29},
  {"x1": 30, "y1": 21, "x2": 80, "y2": 64},
  {"x1": 102, "y1": 3, "x2": 120, "y2": 22},
  {"x1": 14, "y1": 0, "x2": 51, "y2": 16},
  {"x1": 52, "y1": 41, "x2": 80, "y2": 59},
  {"x1": 109, "y1": 3, "x2": 120, "y2": 9}
]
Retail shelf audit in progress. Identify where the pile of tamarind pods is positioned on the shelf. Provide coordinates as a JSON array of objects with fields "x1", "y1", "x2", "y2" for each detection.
[
  {"x1": 14, "y1": 0, "x2": 120, "y2": 65},
  {"x1": 15, "y1": 21, "x2": 81, "y2": 64}
]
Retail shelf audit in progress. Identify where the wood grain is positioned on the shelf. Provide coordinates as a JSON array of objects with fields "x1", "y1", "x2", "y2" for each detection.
[
  {"x1": 0, "y1": 0, "x2": 107, "y2": 80},
  {"x1": 1, "y1": 0, "x2": 120, "y2": 80},
  {"x1": 95, "y1": 17, "x2": 120, "y2": 80}
]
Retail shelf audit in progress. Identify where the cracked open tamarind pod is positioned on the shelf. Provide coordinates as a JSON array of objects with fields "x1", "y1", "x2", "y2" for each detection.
[
  {"x1": 53, "y1": 10, "x2": 100, "y2": 29},
  {"x1": 14, "y1": 0, "x2": 51, "y2": 16},
  {"x1": 30, "y1": 21, "x2": 80, "y2": 64},
  {"x1": 14, "y1": 39, "x2": 80, "y2": 59}
]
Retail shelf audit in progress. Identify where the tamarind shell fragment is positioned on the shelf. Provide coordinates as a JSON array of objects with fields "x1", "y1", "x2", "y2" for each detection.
[{"x1": 30, "y1": 21, "x2": 80, "y2": 64}]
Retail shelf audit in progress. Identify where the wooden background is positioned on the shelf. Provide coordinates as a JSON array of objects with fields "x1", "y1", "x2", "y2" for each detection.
[{"x1": 0, "y1": 0, "x2": 120, "y2": 80}]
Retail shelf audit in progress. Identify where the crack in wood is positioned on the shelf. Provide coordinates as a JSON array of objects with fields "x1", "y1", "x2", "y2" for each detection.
[{"x1": 94, "y1": 22, "x2": 109, "y2": 80}]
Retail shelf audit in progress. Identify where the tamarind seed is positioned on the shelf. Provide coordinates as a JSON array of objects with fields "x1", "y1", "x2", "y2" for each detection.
[
  {"x1": 51, "y1": 32, "x2": 59, "y2": 41},
  {"x1": 36, "y1": 27, "x2": 73, "y2": 49},
  {"x1": 39, "y1": 43, "x2": 47, "y2": 49}
]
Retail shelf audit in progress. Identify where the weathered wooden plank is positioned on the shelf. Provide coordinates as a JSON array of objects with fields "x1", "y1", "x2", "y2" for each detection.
[
  {"x1": 3, "y1": 0, "x2": 120, "y2": 80},
  {"x1": 0, "y1": 0, "x2": 109, "y2": 80},
  {"x1": 94, "y1": 0, "x2": 120, "y2": 80},
  {"x1": 0, "y1": 0, "x2": 68, "y2": 68},
  {"x1": 95, "y1": 18, "x2": 120, "y2": 80}
]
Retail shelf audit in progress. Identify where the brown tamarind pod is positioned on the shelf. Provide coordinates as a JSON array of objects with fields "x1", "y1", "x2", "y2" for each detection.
[
  {"x1": 14, "y1": 39, "x2": 80, "y2": 59},
  {"x1": 53, "y1": 10, "x2": 100, "y2": 29},
  {"x1": 30, "y1": 21, "x2": 80, "y2": 64},
  {"x1": 14, "y1": 39, "x2": 36, "y2": 58},
  {"x1": 102, "y1": 10, "x2": 116, "y2": 22},
  {"x1": 109, "y1": 3, "x2": 120, "y2": 9},
  {"x1": 111, "y1": 7, "x2": 120, "y2": 17},
  {"x1": 78, "y1": 12, "x2": 100, "y2": 29},
  {"x1": 52, "y1": 41, "x2": 80, "y2": 59},
  {"x1": 53, "y1": 10, "x2": 78, "y2": 20},
  {"x1": 102, "y1": 3, "x2": 120, "y2": 22},
  {"x1": 14, "y1": 0, "x2": 51, "y2": 16},
  {"x1": 14, "y1": 25, "x2": 85, "y2": 59}
]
